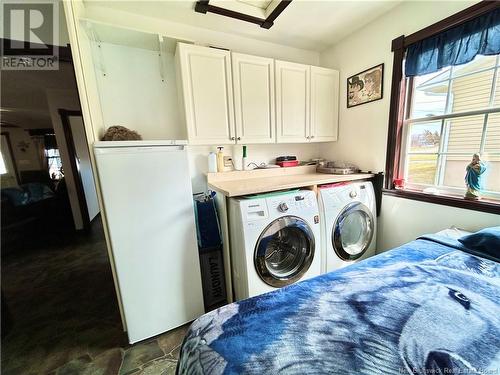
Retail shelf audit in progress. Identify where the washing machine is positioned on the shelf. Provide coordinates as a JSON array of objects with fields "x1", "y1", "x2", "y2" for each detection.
[
  {"x1": 318, "y1": 181, "x2": 376, "y2": 273},
  {"x1": 229, "y1": 190, "x2": 322, "y2": 301}
]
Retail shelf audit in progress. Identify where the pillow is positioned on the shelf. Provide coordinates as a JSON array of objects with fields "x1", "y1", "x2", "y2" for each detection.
[
  {"x1": 435, "y1": 226, "x2": 471, "y2": 240},
  {"x1": 458, "y1": 227, "x2": 500, "y2": 259}
]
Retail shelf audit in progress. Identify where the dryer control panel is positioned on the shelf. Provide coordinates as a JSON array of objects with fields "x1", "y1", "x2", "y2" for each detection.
[{"x1": 320, "y1": 182, "x2": 375, "y2": 210}]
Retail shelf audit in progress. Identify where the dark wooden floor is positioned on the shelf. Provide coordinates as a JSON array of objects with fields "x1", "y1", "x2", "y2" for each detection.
[{"x1": 1, "y1": 217, "x2": 188, "y2": 375}]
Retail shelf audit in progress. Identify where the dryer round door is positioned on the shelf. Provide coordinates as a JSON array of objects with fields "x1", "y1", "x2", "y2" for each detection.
[
  {"x1": 254, "y1": 215, "x2": 315, "y2": 288},
  {"x1": 332, "y1": 201, "x2": 374, "y2": 261}
]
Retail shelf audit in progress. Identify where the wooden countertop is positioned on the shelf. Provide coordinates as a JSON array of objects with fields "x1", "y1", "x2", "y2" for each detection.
[{"x1": 207, "y1": 166, "x2": 374, "y2": 197}]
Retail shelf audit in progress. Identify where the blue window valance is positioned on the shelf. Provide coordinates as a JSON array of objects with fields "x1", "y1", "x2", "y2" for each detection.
[{"x1": 405, "y1": 8, "x2": 500, "y2": 77}]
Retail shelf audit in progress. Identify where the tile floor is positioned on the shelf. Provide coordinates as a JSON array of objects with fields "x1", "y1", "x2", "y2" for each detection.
[{"x1": 2, "y1": 217, "x2": 190, "y2": 375}]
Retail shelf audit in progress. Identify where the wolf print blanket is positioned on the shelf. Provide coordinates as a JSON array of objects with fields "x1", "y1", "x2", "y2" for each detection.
[{"x1": 177, "y1": 236, "x2": 500, "y2": 375}]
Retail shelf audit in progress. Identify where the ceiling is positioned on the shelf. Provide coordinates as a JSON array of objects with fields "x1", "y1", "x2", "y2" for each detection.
[
  {"x1": 237, "y1": 0, "x2": 274, "y2": 10},
  {"x1": 0, "y1": 62, "x2": 78, "y2": 130},
  {"x1": 84, "y1": 1, "x2": 402, "y2": 51}
]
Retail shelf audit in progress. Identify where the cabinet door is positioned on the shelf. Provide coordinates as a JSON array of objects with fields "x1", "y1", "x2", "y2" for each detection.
[
  {"x1": 310, "y1": 66, "x2": 339, "y2": 142},
  {"x1": 232, "y1": 53, "x2": 275, "y2": 144},
  {"x1": 276, "y1": 60, "x2": 310, "y2": 143},
  {"x1": 177, "y1": 44, "x2": 235, "y2": 145}
]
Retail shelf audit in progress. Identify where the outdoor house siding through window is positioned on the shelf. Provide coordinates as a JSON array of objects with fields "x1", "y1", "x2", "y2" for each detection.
[{"x1": 403, "y1": 54, "x2": 500, "y2": 197}]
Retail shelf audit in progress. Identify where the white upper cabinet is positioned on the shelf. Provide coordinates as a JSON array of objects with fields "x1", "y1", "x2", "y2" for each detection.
[
  {"x1": 176, "y1": 44, "x2": 339, "y2": 145},
  {"x1": 176, "y1": 43, "x2": 235, "y2": 145},
  {"x1": 276, "y1": 60, "x2": 310, "y2": 143},
  {"x1": 232, "y1": 53, "x2": 275, "y2": 144},
  {"x1": 310, "y1": 66, "x2": 339, "y2": 142}
]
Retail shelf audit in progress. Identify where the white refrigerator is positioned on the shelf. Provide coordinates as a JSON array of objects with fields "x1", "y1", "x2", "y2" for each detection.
[{"x1": 94, "y1": 140, "x2": 204, "y2": 343}]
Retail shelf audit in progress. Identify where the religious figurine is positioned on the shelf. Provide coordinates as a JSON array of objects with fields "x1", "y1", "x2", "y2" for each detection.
[{"x1": 464, "y1": 153, "x2": 486, "y2": 200}]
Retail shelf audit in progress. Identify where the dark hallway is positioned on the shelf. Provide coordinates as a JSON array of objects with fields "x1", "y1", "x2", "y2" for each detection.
[{"x1": 1, "y1": 217, "x2": 188, "y2": 375}]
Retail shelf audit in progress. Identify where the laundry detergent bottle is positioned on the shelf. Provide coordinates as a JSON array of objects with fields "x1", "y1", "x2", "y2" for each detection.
[{"x1": 216, "y1": 147, "x2": 225, "y2": 172}]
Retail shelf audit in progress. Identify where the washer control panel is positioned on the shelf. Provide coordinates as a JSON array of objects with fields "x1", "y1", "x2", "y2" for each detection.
[
  {"x1": 268, "y1": 191, "x2": 316, "y2": 214},
  {"x1": 277, "y1": 202, "x2": 289, "y2": 212}
]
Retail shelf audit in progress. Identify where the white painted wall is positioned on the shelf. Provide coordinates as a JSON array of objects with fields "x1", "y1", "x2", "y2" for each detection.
[
  {"x1": 320, "y1": 0, "x2": 477, "y2": 172},
  {"x1": 83, "y1": 4, "x2": 320, "y2": 66},
  {"x1": 94, "y1": 43, "x2": 185, "y2": 140},
  {"x1": 379, "y1": 195, "x2": 499, "y2": 251},
  {"x1": 188, "y1": 143, "x2": 332, "y2": 193},
  {"x1": 319, "y1": 0, "x2": 499, "y2": 251},
  {"x1": 1, "y1": 128, "x2": 44, "y2": 173}
]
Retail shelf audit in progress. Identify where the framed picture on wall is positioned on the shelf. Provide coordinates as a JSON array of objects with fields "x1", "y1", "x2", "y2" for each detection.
[{"x1": 347, "y1": 63, "x2": 384, "y2": 108}]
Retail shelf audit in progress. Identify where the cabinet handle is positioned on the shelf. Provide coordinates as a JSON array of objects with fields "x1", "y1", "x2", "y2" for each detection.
[
  {"x1": 237, "y1": 137, "x2": 241, "y2": 141},
  {"x1": 311, "y1": 135, "x2": 315, "y2": 139},
  {"x1": 306, "y1": 136, "x2": 310, "y2": 140},
  {"x1": 231, "y1": 137, "x2": 235, "y2": 140}
]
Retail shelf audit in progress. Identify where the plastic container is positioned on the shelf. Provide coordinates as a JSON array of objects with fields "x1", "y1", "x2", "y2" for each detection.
[
  {"x1": 276, "y1": 160, "x2": 300, "y2": 167},
  {"x1": 208, "y1": 152, "x2": 217, "y2": 173}
]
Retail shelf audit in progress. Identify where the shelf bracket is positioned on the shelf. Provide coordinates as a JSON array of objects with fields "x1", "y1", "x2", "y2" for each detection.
[
  {"x1": 157, "y1": 34, "x2": 166, "y2": 83},
  {"x1": 83, "y1": 20, "x2": 106, "y2": 77}
]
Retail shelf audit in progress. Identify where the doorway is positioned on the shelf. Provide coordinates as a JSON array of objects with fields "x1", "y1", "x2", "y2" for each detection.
[
  {"x1": 59, "y1": 109, "x2": 100, "y2": 231},
  {"x1": 1, "y1": 29, "x2": 122, "y2": 375}
]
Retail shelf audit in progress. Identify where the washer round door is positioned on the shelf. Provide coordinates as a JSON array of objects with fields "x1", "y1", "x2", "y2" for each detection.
[
  {"x1": 254, "y1": 216, "x2": 315, "y2": 288},
  {"x1": 332, "y1": 201, "x2": 374, "y2": 261}
]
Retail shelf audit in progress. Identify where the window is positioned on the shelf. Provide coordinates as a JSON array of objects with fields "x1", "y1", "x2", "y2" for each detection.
[
  {"x1": 46, "y1": 148, "x2": 63, "y2": 180},
  {"x1": 401, "y1": 54, "x2": 500, "y2": 200},
  {"x1": 385, "y1": 2, "x2": 500, "y2": 214}
]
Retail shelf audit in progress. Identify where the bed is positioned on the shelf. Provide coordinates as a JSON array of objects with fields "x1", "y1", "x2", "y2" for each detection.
[{"x1": 177, "y1": 228, "x2": 500, "y2": 375}]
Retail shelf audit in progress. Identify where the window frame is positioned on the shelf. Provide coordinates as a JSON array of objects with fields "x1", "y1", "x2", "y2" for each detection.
[{"x1": 385, "y1": 1, "x2": 500, "y2": 215}]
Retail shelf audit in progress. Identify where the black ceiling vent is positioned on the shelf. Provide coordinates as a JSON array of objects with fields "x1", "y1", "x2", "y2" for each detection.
[{"x1": 194, "y1": 0, "x2": 292, "y2": 29}]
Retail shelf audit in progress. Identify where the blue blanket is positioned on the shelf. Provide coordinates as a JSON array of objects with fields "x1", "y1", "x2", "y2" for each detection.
[{"x1": 178, "y1": 236, "x2": 500, "y2": 374}]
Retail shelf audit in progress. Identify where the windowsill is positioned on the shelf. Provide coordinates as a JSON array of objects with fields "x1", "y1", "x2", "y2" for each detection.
[{"x1": 382, "y1": 188, "x2": 500, "y2": 215}]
